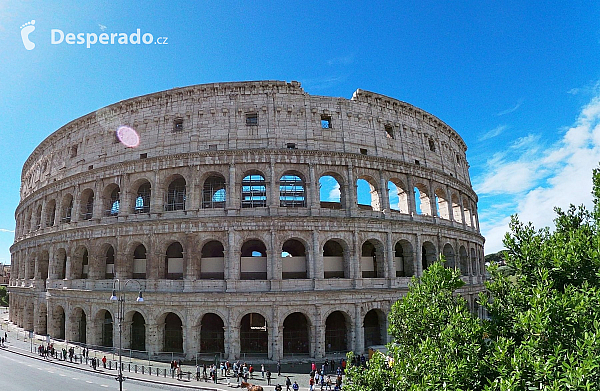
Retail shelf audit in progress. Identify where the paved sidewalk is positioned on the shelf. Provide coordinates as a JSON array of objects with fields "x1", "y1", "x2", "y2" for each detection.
[{"x1": 0, "y1": 311, "x2": 344, "y2": 390}]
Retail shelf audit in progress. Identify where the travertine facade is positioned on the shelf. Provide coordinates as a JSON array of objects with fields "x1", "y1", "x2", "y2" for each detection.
[{"x1": 9, "y1": 80, "x2": 484, "y2": 360}]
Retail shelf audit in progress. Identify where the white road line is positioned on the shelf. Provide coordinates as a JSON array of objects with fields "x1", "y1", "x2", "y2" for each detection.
[
  {"x1": 86, "y1": 380, "x2": 93, "y2": 383},
  {"x1": 101, "y1": 385, "x2": 108, "y2": 388}
]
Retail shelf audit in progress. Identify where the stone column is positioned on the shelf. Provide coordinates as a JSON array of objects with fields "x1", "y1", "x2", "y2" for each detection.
[
  {"x1": 429, "y1": 181, "x2": 438, "y2": 217},
  {"x1": 346, "y1": 164, "x2": 356, "y2": 217},
  {"x1": 386, "y1": 231, "x2": 394, "y2": 281},
  {"x1": 269, "y1": 159, "x2": 278, "y2": 214},
  {"x1": 150, "y1": 170, "x2": 162, "y2": 214},
  {"x1": 311, "y1": 230, "x2": 321, "y2": 280},
  {"x1": 270, "y1": 229, "x2": 280, "y2": 281},
  {"x1": 314, "y1": 305, "x2": 324, "y2": 359},
  {"x1": 226, "y1": 229, "x2": 238, "y2": 281},
  {"x1": 406, "y1": 176, "x2": 416, "y2": 216},
  {"x1": 379, "y1": 170, "x2": 390, "y2": 214},
  {"x1": 351, "y1": 230, "x2": 360, "y2": 280},
  {"x1": 39, "y1": 199, "x2": 47, "y2": 229},
  {"x1": 354, "y1": 304, "x2": 364, "y2": 353},
  {"x1": 145, "y1": 323, "x2": 160, "y2": 356},
  {"x1": 309, "y1": 164, "x2": 319, "y2": 214},
  {"x1": 415, "y1": 234, "x2": 423, "y2": 277},
  {"x1": 226, "y1": 164, "x2": 238, "y2": 212}
]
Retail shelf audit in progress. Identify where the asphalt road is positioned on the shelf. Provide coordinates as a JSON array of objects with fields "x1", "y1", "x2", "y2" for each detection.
[{"x1": 0, "y1": 350, "x2": 187, "y2": 391}]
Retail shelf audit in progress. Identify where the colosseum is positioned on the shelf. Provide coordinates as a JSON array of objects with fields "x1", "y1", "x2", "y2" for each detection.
[{"x1": 9, "y1": 80, "x2": 484, "y2": 361}]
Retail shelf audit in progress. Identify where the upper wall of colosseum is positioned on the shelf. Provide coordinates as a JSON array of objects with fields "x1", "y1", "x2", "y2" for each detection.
[{"x1": 20, "y1": 80, "x2": 470, "y2": 201}]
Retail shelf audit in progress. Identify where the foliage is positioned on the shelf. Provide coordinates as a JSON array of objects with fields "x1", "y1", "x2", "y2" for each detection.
[
  {"x1": 346, "y1": 168, "x2": 600, "y2": 390},
  {"x1": 0, "y1": 285, "x2": 8, "y2": 307}
]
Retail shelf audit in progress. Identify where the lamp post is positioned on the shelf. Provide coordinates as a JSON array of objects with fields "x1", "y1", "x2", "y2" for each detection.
[{"x1": 110, "y1": 279, "x2": 144, "y2": 391}]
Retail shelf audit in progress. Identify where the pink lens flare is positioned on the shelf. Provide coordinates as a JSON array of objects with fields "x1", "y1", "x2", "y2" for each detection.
[{"x1": 115, "y1": 126, "x2": 140, "y2": 148}]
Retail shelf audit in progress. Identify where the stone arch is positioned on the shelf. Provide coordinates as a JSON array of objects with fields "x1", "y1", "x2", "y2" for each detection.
[
  {"x1": 38, "y1": 250, "x2": 49, "y2": 281},
  {"x1": 102, "y1": 183, "x2": 121, "y2": 217},
  {"x1": 319, "y1": 172, "x2": 345, "y2": 209},
  {"x1": 241, "y1": 170, "x2": 267, "y2": 208},
  {"x1": 451, "y1": 193, "x2": 463, "y2": 224},
  {"x1": 165, "y1": 241, "x2": 184, "y2": 280},
  {"x1": 34, "y1": 203, "x2": 42, "y2": 230},
  {"x1": 94, "y1": 309, "x2": 114, "y2": 347},
  {"x1": 240, "y1": 312, "x2": 268, "y2": 355},
  {"x1": 394, "y1": 239, "x2": 414, "y2": 277},
  {"x1": 356, "y1": 175, "x2": 381, "y2": 211},
  {"x1": 460, "y1": 246, "x2": 469, "y2": 276},
  {"x1": 165, "y1": 175, "x2": 186, "y2": 211},
  {"x1": 131, "y1": 242, "x2": 148, "y2": 279},
  {"x1": 388, "y1": 178, "x2": 409, "y2": 213},
  {"x1": 80, "y1": 188, "x2": 95, "y2": 220},
  {"x1": 279, "y1": 171, "x2": 306, "y2": 207},
  {"x1": 125, "y1": 310, "x2": 146, "y2": 352},
  {"x1": 414, "y1": 182, "x2": 431, "y2": 216},
  {"x1": 202, "y1": 173, "x2": 226, "y2": 209},
  {"x1": 325, "y1": 310, "x2": 351, "y2": 353},
  {"x1": 283, "y1": 312, "x2": 311, "y2": 356},
  {"x1": 361, "y1": 239, "x2": 385, "y2": 278},
  {"x1": 282, "y1": 238, "x2": 308, "y2": 279},
  {"x1": 443, "y1": 243, "x2": 455, "y2": 269},
  {"x1": 51, "y1": 305, "x2": 66, "y2": 340},
  {"x1": 464, "y1": 199, "x2": 473, "y2": 227},
  {"x1": 35, "y1": 301, "x2": 47, "y2": 335},
  {"x1": 421, "y1": 241, "x2": 436, "y2": 271},
  {"x1": 470, "y1": 247, "x2": 477, "y2": 277},
  {"x1": 55, "y1": 248, "x2": 67, "y2": 279},
  {"x1": 240, "y1": 239, "x2": 267, "y2": 280},
  {"x1": 45, "y1": 199, "x2": 56, "y2": 227},
  {"x1": 200, "y1": 240, "x2": 225, "y2": 279},
  {"x1": 160, "y1": 312, "x2": 184, "y2": 353},
  {"x1": 131, "y1": 178, "x2": 152, "y2": 214},
  {"x1": 60, "y1": 193, "x2": 73, "y2": 223},
  {"x1": 103, "y1": 244, "x2": 116, "y2": 279},
  {"x1": 199, "y1": 313, "x2": 225, "y2": 353},
  {"x1": 70, "y1": 307, "x2": 87, "y2": 344},
  {"x1": 435, "y1": 187, "x2": 450, "y2": 219},
  {"x1": 363, "y1": 309, "x2": 386, "y2": 348},
  {"x1": 71, "y1": 245, "x2": 89, "y2": 279},
  {"x1": 323, "y1": 238, "x2": 350, "y2": 278}
]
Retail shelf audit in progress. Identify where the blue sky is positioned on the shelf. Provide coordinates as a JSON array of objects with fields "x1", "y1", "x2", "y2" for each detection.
[{"x1": 1, "y1": 1, "x2": 600, "y2": 265}]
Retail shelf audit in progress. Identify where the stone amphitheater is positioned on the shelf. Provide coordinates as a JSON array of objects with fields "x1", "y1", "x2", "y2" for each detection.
[{"x1": 8, "y1": 80, "x2": 485, "y2": 361}]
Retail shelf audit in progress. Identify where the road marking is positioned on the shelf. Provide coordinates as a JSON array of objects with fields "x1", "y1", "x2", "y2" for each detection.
[
  {"x1": 86, "y1": 380, "x2": 93, "y2": 383},
  {"x1": 101, "y1": 385, "x2": 108, "y2": 388},
  {"x1": 72, "y1": 377, "x2": 78, "y2": 380}
]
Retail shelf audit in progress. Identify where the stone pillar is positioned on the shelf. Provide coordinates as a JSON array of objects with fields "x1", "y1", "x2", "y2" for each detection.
[
  {"x1": 314, "y1": 305, "x2": 324, "y2": 359},
  {"x1": 415, "y1": 234, "x2": 423, "y2": 277},
  {"x1": 185, "y1": 234, "x2": 198, "y2": 281},
  {"x1": 406, "y1": 176, "x2": 416, "y2": 216},
  {"x1": 228, "y1": 309, "x2": 240, "y2": 359},
  {"x1": 351, "y1": 230, "x2": 360, "y2": 280},
  {"x1": 270, "y1": 229, "x2": 280, "y2": 281},
  {"x1": 354, "y1": 304, "x2": 364, "y2": 354},
  {"x1": 379, "y1": 170, "x2": 390, "y2": 214},
  {"x1": 346, "y1": 164, "x2": 356, "y2": 217},
  {"x1": 184, "y1": 314, "x2": 195, "y2": 359},
  {"x1": 429, "y1": 181, "x2": 438, "y2": 217},
  {"x1": 311, "y1": 230, "x2": 321, "y2": 280},
  {"x1": 269, "y1": 158, "x2": 278, "y2": 214},
  {"x1": 226, "y1": 164, "x2": 238, "y2": 212},
  {"x1": 386, "y1": 230, "x2": 394, "y2": 280},
  {"x1": 150, "y1": 170, "x2": 162, "y2": 214},
  {"x1": 459, "y1": 194, "x2": 467, "y2": 229},
  {"x1": 39, "y1": 199, "x2": 47, "y2": 230},
  {"x1": 226, "y1": 229, "x2": 238, "y2": 280},
  {"x1": 146, "y1": 323, "x2": 160, "y2": 356},
  {"x1": 309, "y1": 164, "x2": 319, "y2": 213},
  {"x1": 119, "y1": 174, "x2": 130, "y2": 218},
  {"x1": 269, "y1": 310, "x2": 279, "y2": 360},
  {"x1": 71, "y1": 187, "x2": 81, "y2": 223},
  {"x1": 65, "y1": 255, "x2": 72, "y2": 280}
]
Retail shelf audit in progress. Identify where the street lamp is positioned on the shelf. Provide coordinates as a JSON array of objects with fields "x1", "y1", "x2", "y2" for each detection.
[{"x1": 110, "y1": 279, "x2": 144, "y2": 391}]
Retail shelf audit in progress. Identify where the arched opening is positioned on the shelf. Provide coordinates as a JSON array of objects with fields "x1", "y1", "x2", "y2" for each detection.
[
  {"x1": 280, "y1": 174, "x2": 306, "y2": 207},
  {"x1": 101, "y1": 311, "x2": 113, "y2": 347},
  {"x1": 73, "y1": 248, "x2": 90, "y2": 279},
  {"x1": 200, "y1": 241, "x2": 225, "y2": 280},
  {"x1": 282, "y1": 239, "x2": 307, "y2": 279},
  {"x1": 134, "y1": 181, "x2": 151, "y2": 214},
  {"x1": 356, "y1": 177, "x2": 381, "y2": 211},
  {"x1": 104, "y1": 185, "x2": 120, "y2": 217},
  {"x1": 200, "y1": 313, "x2": 224, "y2": 353},
  {"x1": 133, "y1": 244, "x2": 147, "y2": 279},
  {"x1": 422, "y1": 241, "x2": 436, "y2": 271},
  {"x1": 451, "y1": 194, "x2": 463, "y2": 224},
  {"x1": 361, "y1": 240, "x2": 384, "y2": 278},
  {"x1": 38, "y1": 251, "x2": 49, "y2": 281},
  {"x1": 388, "y1": 180, "x2": 409, "y2": 213},
  {"x1": 165, "y1": 176, "x2": 186, "y2": 211},
  {"x1": 470, "y1": 248, "x2": 477, "y2": 276},
  {"x1": 240, "y1": 313, "x2": 268, "y2": 355},
  {"x1": 35, "y1": 204, "x2": 42, "y2": 230},
  {"x1": 323, "y1": 240, "x2": 346, "y2": 278},
  {"x1": 80, "y1": 189, "x2": 94, "y2": 220},
  {"x1": 464, "y1": 202, "x2": 473, "y2": 227},
  {"x1": 319, "y1": 175, "x2": 343, "y2": 209},
  {"x1": 45, "y1": 200, "x2": 56, "y2": 227},
  {"x1": 61, "y1": 194, "x2": 73, "y2": 223},
  {"x1": 105, "y1": 246, "x2": 115, "y2": 279},
  {"x1": 54, "y1": 306, "x2": 66, "y2": 340},
  {"x1": 165, "y1": 242, "x2": 184, "y2": 280},
  {"x1": 130, "y1": 312, "x2": 146, "y2": 352},
  {"x1": 443, "y1": 243, "x2": 455, "y2": 269},
  {"x1": 202, "y1": 175, "x2": 226, "y2": 208},
  {"x1": 435, "y1": 188, "x2": 450, "y2": 219},
  {"x1": 414, "y1": 183, "x2": 431, "y2": 216},
  {"x1": 56, "y1": 249, "x2": 67, "y2": 279},
  {"x1": 240, "y1": 240, "x2": 267, "y2": 280},
  {"x1": 72, "y1": 308, "x2": 87, "y2": 344},
  {"x1": 164, "y1": 313, "x2": 183, "y2": 353},
  {"x1": 363, "y1": 309, "x2": 386, "y2": 348},
  {"x1": 325, "y1": 311, "x2": 349, "y2": 352},
  {"x1": 394, "y1": 240, "x2": 414, "y2": 277},
  {"x1": 283, "y1": 312, "x2": 309, "y2": 356},
  {"x1": 460, "y1": 246, "x2": 469, "y2": 276},
  {"x1": 241, "y1": 173, "x2": 267, "y2": 208}
]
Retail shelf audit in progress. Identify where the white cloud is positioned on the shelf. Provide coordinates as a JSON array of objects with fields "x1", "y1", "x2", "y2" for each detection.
[
  {"x1": 328, "y1": 183, "x2": 340, "y2": 202},
  {"x1": 497, "y1": 99, "x2": 523, "y2": 116},
  {"x1": 0, "y1": 228, "x2": 14, "y2": 233},
  {"x1": 477, "y1": 92, "x2": 600, "y2": 253},
  {"x1": 478, "y1": 125, "x2": 507, "y2": 141}
]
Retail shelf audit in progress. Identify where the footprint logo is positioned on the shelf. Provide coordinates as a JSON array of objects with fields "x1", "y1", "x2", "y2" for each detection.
[{"x1": 20, "y1": 20, "x2": 36, "y2": 50}]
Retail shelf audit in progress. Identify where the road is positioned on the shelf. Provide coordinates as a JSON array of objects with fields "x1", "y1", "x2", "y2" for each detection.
[{"x1": 0, "y1": 350, "x2": 185, "y2": 391}]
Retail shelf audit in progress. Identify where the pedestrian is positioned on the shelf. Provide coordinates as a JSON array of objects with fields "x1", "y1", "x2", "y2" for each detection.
[
  {"x1": 177, "y1": 365, "x2": 182, "y2": 380},
  {"x1": 286, "y1": 376, "x2": 292, "y2": 391},
  {"x1": 102, "y1": 355, "x2": 107, "y2": 369},
  {"x1": 196, "y1": 364, "x2": 201, "y2": 381},
  {"x1": 92, "y1": 357, "x2": 97, "y2": 370},
  {"x1": 309, "y1": 376, "x2": 315, "y2": 391},
  {"x1": 249, "y1": 364, "x2": 254, "y2": 378},
  {"x1": 292, "y1": 381, "x2": 299, "y2": 391},
  {"x1": 275, "y1": 384, "x2": 283, "y2": 391},
  {"x1": 277, "y1": 360, "x2": 281, "y2": 376},
  {"x1": 266, "y1": 369, "x2": 272, "y2": 385},
  {"x1": 261, "y1": 363, "x2": 265, "y2": 378}
]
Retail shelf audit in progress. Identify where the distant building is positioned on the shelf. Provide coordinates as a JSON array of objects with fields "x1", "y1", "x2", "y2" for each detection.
[{"x1": 9, "y1": 81, "x2": 484, "y2": 360}]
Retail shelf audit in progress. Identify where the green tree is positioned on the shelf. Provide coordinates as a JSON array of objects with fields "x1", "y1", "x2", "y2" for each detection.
[
  {"x1": 346, "y1": 168, "x2": 600, "y2": 390},
  {"x1": 0, "y1": 285, "x2": 8, "y2": 307}
]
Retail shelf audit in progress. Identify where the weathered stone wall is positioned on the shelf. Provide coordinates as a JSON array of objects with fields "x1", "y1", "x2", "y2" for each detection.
[{"x1": 9, "y1": 81, "x2": 484, "y2": 361}]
